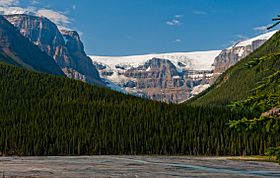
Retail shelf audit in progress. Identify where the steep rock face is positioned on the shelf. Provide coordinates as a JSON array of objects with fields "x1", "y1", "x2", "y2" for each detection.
[
  {"x1": 93, "y1": 54, "x2": 215, "y2": 103},
  {"x1": 91, "y1": 32, "x2": 276, "y2": 103},
  {"x1": 5, "y1": 14, "x2": 69, "y2": 66},
  {"x1": 124, "y1": 58, "x2": 192, "y2": 103},
  {"x1": 125, "y1": 58, "x2": 181, "y2": 89},
  {"x1": 0, "y1": 15, "x2": 64, "y2": 75},
  {"x1": 213, "y1": 31, "x2": 277, "y2": 75},
  {"x1": 61, "y1": 30, "x2": 102, "y2": 84},
  {"x1": 91, "y1": 51, "x2": 221, "y2": 102},
  {"x1": 5, "y1": 14, "x2": 103, "y2": 85}
]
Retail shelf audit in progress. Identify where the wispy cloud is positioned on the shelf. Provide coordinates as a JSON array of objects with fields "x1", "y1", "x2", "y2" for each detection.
[
  {"x1": 166, "y1": 19, "x2": 181, "y2": 26},
  {"x1": 174, "y1": 39, "x2": 182, "y2": 43},
  {"x1": 0, "y1": 0, "x2": 19, "y2": 6},
  {"x1": 174, "y1": 14, "x2": 184, "y2": 18},
  {"x1": 30, "y1": 0, "x2": 39, "y2": 5},
  {"x1": 0, "y1": 6, "x2": 36, "y2": 15},
  {"x1": 226, "y1": 34, "x2": 248, "y2": 47},
  {"x1": 193, "y1": 11, "x2": 207, "y2": 15},
  {"x1": 37, "y1": 9, "x2": 71, "y2": 29},
  {"x1": 0, "y1": 0, "x2": 72, "y2": 30},
  {"x1": 222, "y1": 34, "x2": 249, "y2": 48},
  {"x1": 166, "y1": 15, "x2": 183, "y2": 26},
  {"x1": 236, "y1": 34, "x2": 248, "y2": 40},
  {"x1": 253, "y1": 25, "x2": 271, "y2": 33}
]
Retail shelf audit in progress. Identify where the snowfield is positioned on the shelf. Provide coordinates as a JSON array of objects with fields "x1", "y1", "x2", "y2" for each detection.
[
  {"x1": 88, "y1": 30, "x2": 278, "y2": 101},
  {"x1": 90, "y1": 50, "x2": 222, "y2": 71}
]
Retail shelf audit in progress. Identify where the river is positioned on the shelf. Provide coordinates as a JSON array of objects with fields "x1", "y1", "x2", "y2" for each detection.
[{"x1": 1, "y1": 156, "x2": 280, "y2": 177}]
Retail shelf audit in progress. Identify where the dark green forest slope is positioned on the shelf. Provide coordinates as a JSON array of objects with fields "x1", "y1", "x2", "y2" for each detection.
[
  {"x1": 0, "y1": 62, "x2": 279, "y2": 156},
  {"x1": 189, "y1": 31, "x2": 280, "y2": 106}
]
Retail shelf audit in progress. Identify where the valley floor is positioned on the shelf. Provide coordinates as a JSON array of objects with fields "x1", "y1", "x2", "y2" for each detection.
[{"x1": 1, "y1": 156, "x2": 280, "y2": 178}]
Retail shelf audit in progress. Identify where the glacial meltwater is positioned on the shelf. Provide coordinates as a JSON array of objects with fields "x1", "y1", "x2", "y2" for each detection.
[{"x1": 1, "y1": 156, "x2": 280, "y2": 177}]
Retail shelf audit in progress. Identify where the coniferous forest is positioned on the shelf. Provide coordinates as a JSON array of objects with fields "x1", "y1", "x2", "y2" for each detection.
[{"x1": 0, "y1": 62, "x2": 279, "y2": 156}]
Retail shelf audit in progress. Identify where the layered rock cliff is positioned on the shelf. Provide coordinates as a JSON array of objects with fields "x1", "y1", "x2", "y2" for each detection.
[
  {"x1": 91, "y1": 30, "x2": 276, "y2": 103},
  {"x1": 213, "y1": 31, "x2": 277, "y2": 74},
  {"x1": 91, "y1": 52, "x2": 220, "y2": 103},
  {"x1": 5, "y1": 14, "x2": 103, "y2": 85},
  {"x1": 124, "y1": 58, "x2": 191, "y2": 103},
  {"x1": 61, "y1": 30, "x2": 102, "y2": 84}
]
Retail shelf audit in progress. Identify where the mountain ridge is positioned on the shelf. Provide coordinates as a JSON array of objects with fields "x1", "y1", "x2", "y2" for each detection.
[
  {"x1": 5, "y1": 14, "x2": 104, "y2": 86},
  {"x1": 189, "y1": 30, "x2": 280, "y2": 106},
  {"x1": 213, "y1": 30, "x2": 277, "y2": 75},
  {"x1": 0, "y1": 15, "x2": 64, "y2": 75},
  {"x1": 90, "y1": 31, "x2": 276, "y2": 103}
]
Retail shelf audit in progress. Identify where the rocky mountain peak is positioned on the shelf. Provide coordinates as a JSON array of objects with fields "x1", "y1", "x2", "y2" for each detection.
[
  {"x1": 0, "y1": 15, "x2": 64, "y2": 75},
  {"x1": 213, "y1": 31, "x2": 277, "y2": 75},
  {"x1": 61, "y1": 30, "x2": 85, "y2": 54},
  {"x1": 5, "y1": 14, "x2": 104, "y2": 86},
  {"x1": 5, "y1": 14, "x2": 65, "y2": 52}
]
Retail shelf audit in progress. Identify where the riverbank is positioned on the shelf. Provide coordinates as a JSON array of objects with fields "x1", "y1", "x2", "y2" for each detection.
[{"x1": 227, "y1": 156, "x2": 277, "y2": 163}]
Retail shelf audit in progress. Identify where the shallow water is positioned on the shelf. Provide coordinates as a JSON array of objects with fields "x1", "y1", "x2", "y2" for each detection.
[{"x1": 1, "y1": 156, "x2": 280, "y2": 177}]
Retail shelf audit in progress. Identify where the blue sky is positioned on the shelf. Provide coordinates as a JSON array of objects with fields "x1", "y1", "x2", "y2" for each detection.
[{"x1": 1, "y1": 0, "x2": 280, "y2": 55}]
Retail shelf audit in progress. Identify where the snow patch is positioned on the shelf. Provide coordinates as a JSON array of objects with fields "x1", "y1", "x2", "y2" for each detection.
[
  {"x1": 103, "y1": 78, "x2": 127, "y2": 94},
  {"x1": 234, "y1": 30, "x2": 277, "y2": 48},
  {"x1": 191, "y1": 84, "x2": 210, "y2": 95}
]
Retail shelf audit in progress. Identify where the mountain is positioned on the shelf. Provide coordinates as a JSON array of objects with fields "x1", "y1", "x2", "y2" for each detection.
[
  {"x1": 91, "y1": 51, "x2": 221, "y2": 103},
  {"x1": 213, "y1": 30, "x2": 277, "y2": 76},
  {"x1": 1, "y1": 61, "x2": 278, "y2": 156},
  {"x1": 91, "y1": 31, "x2": 276, "y2": 103},
  {"x1": 0, "y1": 15, "x2": 64, "y2": 75},
  {"x1": 5, "y1": 14, "x2": 104, "y2": 86},
  {"x1": 60, "y1": 30, "x2": 103, "y2": 85},
  {"x1": 189, "y1": 30, "x2": 280, "y2": 106},
  {"x1": 2, "y1": 12, "x2": 275, "y2": 103}
]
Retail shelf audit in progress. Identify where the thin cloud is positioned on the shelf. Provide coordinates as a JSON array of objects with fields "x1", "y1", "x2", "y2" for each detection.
[
  {"x1": 174, "y1": 39, "x2": 182, "y2": 43},
  {"x1": 0, "y1": 1, "x2": 72, "y2": 30},
  {"x1": 30, "y1": 0, "x2": 39, "y2": 5},
  {"x1": 166, "y1": 19, "x2": 182, "y2": 26},
  {"x1": 226, "y1": 34, "x2": 248, "y2": 48},
  {"x1": 193, "y1": 11, "x2": 207, "y2": 15},
  {"x1": 37, "y1": 9, "x2": 71, "y2": 29},
  {"x1": 236, "y1": 34, "x2": 248, "y2": 40},
  {"x1": 0, "y1": 6, "x2": 36, "y2": 15},
  {"x1": 0, "y1": 0, "x2": 19, "y2": 6},
  {"x1": 174, "y1": 14, "x2": 184, "y2": 18},
  {"x1": 166, "y1": 14, "x2": 183, "y2": 26},
  {"x1": 253, "y1": 25, "x2": 271, "y2": 32}
]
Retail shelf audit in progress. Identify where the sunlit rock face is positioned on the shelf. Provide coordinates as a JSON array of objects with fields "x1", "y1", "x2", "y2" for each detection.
[
  {"x1": 5, "y1": 14, "x2": 104, "y2": 86},
  {"x1": 0, "y1": 15, "x2": 64, "y2": 75},
  {"x1": 91, "y1": 29, "x2": 276, "y2": 103},
  {"x1": 91, "y1": 51, "x2": 221, "y2": 103},
  {"x1": 123, "y1": 58, "x2": 191, "y2": 103},
  {"x1": 61, "y1": 30, "x2": 103, "y2": 85},
  {"x1": 213, "y1": 31, "x2": 277, "y2": 75}
]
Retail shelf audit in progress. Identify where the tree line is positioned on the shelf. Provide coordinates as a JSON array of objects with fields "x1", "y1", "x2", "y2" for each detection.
[{"x1": 0, "y1": 63, "x2": 279, "y2": 156}]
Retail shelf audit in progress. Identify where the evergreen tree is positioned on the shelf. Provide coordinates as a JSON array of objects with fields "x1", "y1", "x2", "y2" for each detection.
[
  {"x1": 0, "y1": 62, "x2": 278, "y2": 156},
  {"x1": 229, "y1": 52, "x2": 280, "y2": 163},
  {"x1": 268, "y1": 14, "x2": 280, "y2": 30}
]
